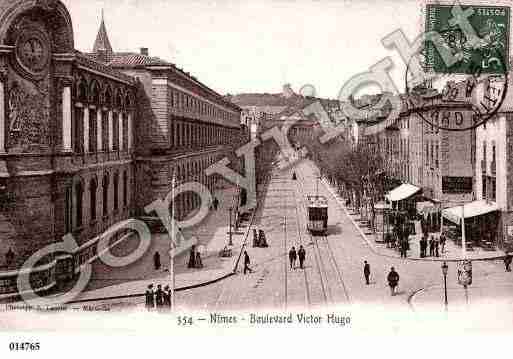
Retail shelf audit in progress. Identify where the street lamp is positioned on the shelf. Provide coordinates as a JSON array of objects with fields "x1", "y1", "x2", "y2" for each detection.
[
  {"x1": 441, "y1": 261, "x2": 449, "y2": 311},
  {"x1": 228, "y1": 207, "x2": 233, "y2": 246}
]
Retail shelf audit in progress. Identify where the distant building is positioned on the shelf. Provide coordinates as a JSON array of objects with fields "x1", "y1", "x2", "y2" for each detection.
[{"x1": 0, "y1": 0, "x2": 244, "y2": 298}]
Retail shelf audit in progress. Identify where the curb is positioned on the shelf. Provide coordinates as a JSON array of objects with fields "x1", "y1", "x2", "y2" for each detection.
[
  {"x1": 68, "y1": 178, "x2": 272, "y2": 306},
  {"x1": 321, "y1": 179, "x2": 506, "y2": 263}
]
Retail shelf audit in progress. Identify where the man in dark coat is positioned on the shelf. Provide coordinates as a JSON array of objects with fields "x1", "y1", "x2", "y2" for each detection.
[
  {"x1": 400, "y1": 240, "x2": 408, "y2": 258},
  {"x1": 363, "y1": 261, "x2": 371, "y2": 285},
  {"x1": 145, "y1": 284, "x2": 155, "y2": 310},
  {"x1": 429, "y1": 236, "x2": 435, "y2": 256},
  {"x1": 244, "y1": 251, "x2": 253, "y2": 274},
  {"x1": 213, "y1": 198, "x2": 219, "y2": 210},
  {"x1": 153, "y1": 251, "x2": 161, "y2": 270},
  {"x1": 440, "y1": 233, "x2": 447, "y2": 254},
  {"x1": 504, "y1": 254, "x2": 512, "y2": 272},
  {"x1": 5, "y1": 248, "x2": 14, "y2": 268},
  {"x1": 289, "y1": 247, "x2": 297, "y2": 270},
  {"x1": 387, "y1": 267, "x2": 400, "y2": 296},
  {"x1": 163, "y1": 285, "x2": 171, "y2": 308},
  {"x1": 155, "y1": 284, "x2": 164, "y2": 308},
  {"x1": 188, "y1": 245, "x2": 196, "y2": 268},
  {"x1": 253, "y1": 228, "x2": 258, "y2": 247},
  {"x1": 298, "y1": 245, "x2": 306, "y2": 269}
]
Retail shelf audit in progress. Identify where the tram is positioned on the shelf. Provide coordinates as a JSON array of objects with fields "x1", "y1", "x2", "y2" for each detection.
[{"x1": 307, "y1": 195, "x2": 328, "y2": 235}]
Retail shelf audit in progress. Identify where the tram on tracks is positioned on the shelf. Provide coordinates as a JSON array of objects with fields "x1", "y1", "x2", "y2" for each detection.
[{"x1": 306, "y1": 195, "x2": 328, "y2": 235}]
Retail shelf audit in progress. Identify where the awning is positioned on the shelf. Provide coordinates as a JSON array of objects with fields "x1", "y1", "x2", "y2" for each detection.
[
  {"x1": 374, "y1": 201, "x2": 392, "y2": 210},
  {"x1": 442, "y1": 200, "x2": 499, "y2": 225},
  {"x1": 417, "y1": 201, "x2": 438, "y2": 214},
  {"x1": 385, "y1": 183, "x2": 421, "y2": 202}
]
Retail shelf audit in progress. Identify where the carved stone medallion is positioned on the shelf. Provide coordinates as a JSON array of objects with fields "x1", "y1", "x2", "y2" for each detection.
[{"x1": 14, "y1": 28, "x2": 51, "y2": 80}]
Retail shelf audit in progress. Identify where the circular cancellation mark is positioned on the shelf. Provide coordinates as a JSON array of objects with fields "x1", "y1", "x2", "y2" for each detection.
[{"x1": 404, "y1": 30, "x2": 508, "y2": 132}]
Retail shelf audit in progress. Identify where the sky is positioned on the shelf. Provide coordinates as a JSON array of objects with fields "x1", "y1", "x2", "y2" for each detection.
[{"x1": 62, "y1": 0, "x2": 425, "y2": 98}]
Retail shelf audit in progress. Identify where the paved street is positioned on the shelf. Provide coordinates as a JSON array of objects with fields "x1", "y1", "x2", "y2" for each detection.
[{"x1": 174, "y1": 160, "x2": 513, "y2": 317}]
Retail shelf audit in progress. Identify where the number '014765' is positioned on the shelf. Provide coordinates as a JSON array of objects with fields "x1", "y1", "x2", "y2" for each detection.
[{"x1": 9, "y1": 342, "x2": 41, "y2": 351}]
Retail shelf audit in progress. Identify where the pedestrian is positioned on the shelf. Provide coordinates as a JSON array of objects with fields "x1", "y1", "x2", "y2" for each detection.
[
  {"x1": 5, "y1": 248, "x2": 14, "y2": 268},
  {"x1": 188, "y1": 245, "x2": 196, "y2": 268},
  {"x1": 253, "y1": 228, "x2": 258, "y2": 248},
  {"x1": 504, "y1": 254, "x2": 512, "y2": 272},
  {"x1": 435, "y1": 237, "x2": 440, "y2": 257},
  {"x1": 363, "y1": 261, "x2": 371, "y2": 285},
  {"x1": 440, "y1": 233, "x2": 446, "y2": 253},
  {"x1": 195, "y1": 250, "x2": 203, "y2": 268},
  {"x1": 387, "y1": 267, "x2": 400, "y2": 296},
  {"x1": 429, "y1": 236, "x2": 435, "y2": 257},
  {"x1": 155, "y1": 284, "x2": 164, "y2": 308},
  {"x1": 243, "y1": 250, "x2": 253, "y2": 274},
  {"x1": 153, "y1": 251, "x2": 161, "y2": 270},
  {"x1": 145, "y1": 284, "x2": 155, "y2": 310},
  {"x1": 400, "y1": 240, "x2": 408, "y2": 258},
  {"x1": 298, "y1": 245, "x2": 306, "y2": 269},
  {"x1": 289, "y1": 247, "x2": 297, "y2": 270},
  {"x1": 163, "y1": 285, "x2": 171, "y2": 308},
  {"x1": 213, "y1": 197, "x2": 219, "y2": 211}
]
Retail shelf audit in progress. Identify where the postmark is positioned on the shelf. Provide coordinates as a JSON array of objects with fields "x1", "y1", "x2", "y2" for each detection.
[{"x1": 405, "y1": 5, "x2": 509, "y2": 131}]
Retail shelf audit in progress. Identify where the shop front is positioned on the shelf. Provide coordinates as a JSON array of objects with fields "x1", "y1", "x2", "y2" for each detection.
[
  {"x1": 442, "y1": 200, "x2": 499, "y2": 251},
  {"x1": 417, "y1": 200, "x2": 442, "y2": 233},
  {"x1": 385, "y1": 183, "x2": 422, "y2": 218}
]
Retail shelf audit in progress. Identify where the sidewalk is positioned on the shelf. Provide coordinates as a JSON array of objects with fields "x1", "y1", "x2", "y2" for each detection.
[
  {"x1": 322, "y1": 179, "x2": 506, "y2": 262},
  {"x1": 69, "y1": 184, "x2": 264, "y2": 303},
  {"x1": 410, "y1": 270, "x2": 513, "y2": 316}
]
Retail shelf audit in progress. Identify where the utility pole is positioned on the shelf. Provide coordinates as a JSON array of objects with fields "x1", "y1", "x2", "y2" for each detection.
[{"x1": 170, "y1": 173, "x2": 176, "y2": 310}]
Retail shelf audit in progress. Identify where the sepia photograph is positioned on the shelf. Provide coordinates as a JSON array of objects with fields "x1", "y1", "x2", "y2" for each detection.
[{"x1": 0, "y1": 0, "x2": 512, "y2": 356}]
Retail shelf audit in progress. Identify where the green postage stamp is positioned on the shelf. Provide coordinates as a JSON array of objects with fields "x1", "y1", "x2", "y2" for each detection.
[{"x1": 425, "y1": 4, "x2": 510, "y2": 74}]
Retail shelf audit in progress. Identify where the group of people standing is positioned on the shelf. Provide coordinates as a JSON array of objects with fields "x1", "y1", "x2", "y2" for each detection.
[
  {"x1": 145, "y1": 284, "x2": 172, "y2": 310},
  {"x1": 288, "y1": 246, "x2": 306, "y2": 270},
  {"x1": 420, "y1": 233, "x2": 446, "y2": 258}
]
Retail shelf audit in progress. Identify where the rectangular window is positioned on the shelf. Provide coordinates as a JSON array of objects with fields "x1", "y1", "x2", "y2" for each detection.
[
  {"x1": 89, "y1": 110, "x2": 97, "y2": 152},
  {"x1": 102, "y1": 111, "x2": 108, "y2": 151},
  {"x1": 436, "y1": 144, "x2": 439, "y2": 168},
  {"x1": 482, "y1": 175, "x2": 487, "y2": 200},
  {"x1": 425, "y1": 142, "x2": 429, "y2": 165},
  {"x1": 491, "y1": 177, "x2": 496, "y2": 202}
]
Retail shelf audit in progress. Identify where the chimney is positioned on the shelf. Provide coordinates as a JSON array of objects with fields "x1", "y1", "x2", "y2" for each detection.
[{"x1": 140, "y1": 47, "x2": 149, "y2": 56}]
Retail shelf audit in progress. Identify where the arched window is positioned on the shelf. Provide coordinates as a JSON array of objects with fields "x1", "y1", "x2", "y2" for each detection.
[
  {"x1": 90, "y1": 178, "x2": 98, "y2": 221},
  {"x1": 113, "y1": 172, "x2": 119, "y2": 212},
  {"x1": 76, "y1": 181, "x2": 84, "y2": 228},
  {"x1": 103, "y1": 174, "x2": 109, "y2": 217}
]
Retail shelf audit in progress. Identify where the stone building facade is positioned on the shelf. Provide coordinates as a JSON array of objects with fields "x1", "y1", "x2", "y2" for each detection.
[{"x1": 0, "y1": 0, "x2": 243, "y2": 298}]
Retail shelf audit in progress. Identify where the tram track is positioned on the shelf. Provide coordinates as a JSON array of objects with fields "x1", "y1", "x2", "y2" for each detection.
[
  {"x1": 290, "y1": 186, "x2": 312, "y2": 308},
  {"x1": 296, "y1": 170, "x2": 351, "y2": 306}
]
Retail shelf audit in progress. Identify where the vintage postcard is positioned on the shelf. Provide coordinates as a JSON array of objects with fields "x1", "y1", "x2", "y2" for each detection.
[{"x1": 0, "y1": 0, "x2": 512, "y2": 356}]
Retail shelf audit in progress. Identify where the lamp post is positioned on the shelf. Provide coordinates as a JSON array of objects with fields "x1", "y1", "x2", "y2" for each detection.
[
  {"x1": 228, "y1": 206, "x2": 233, "y2": 246},
  {"x1": 442, "y1": 261, "x2": 448, "y2": 311}
]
